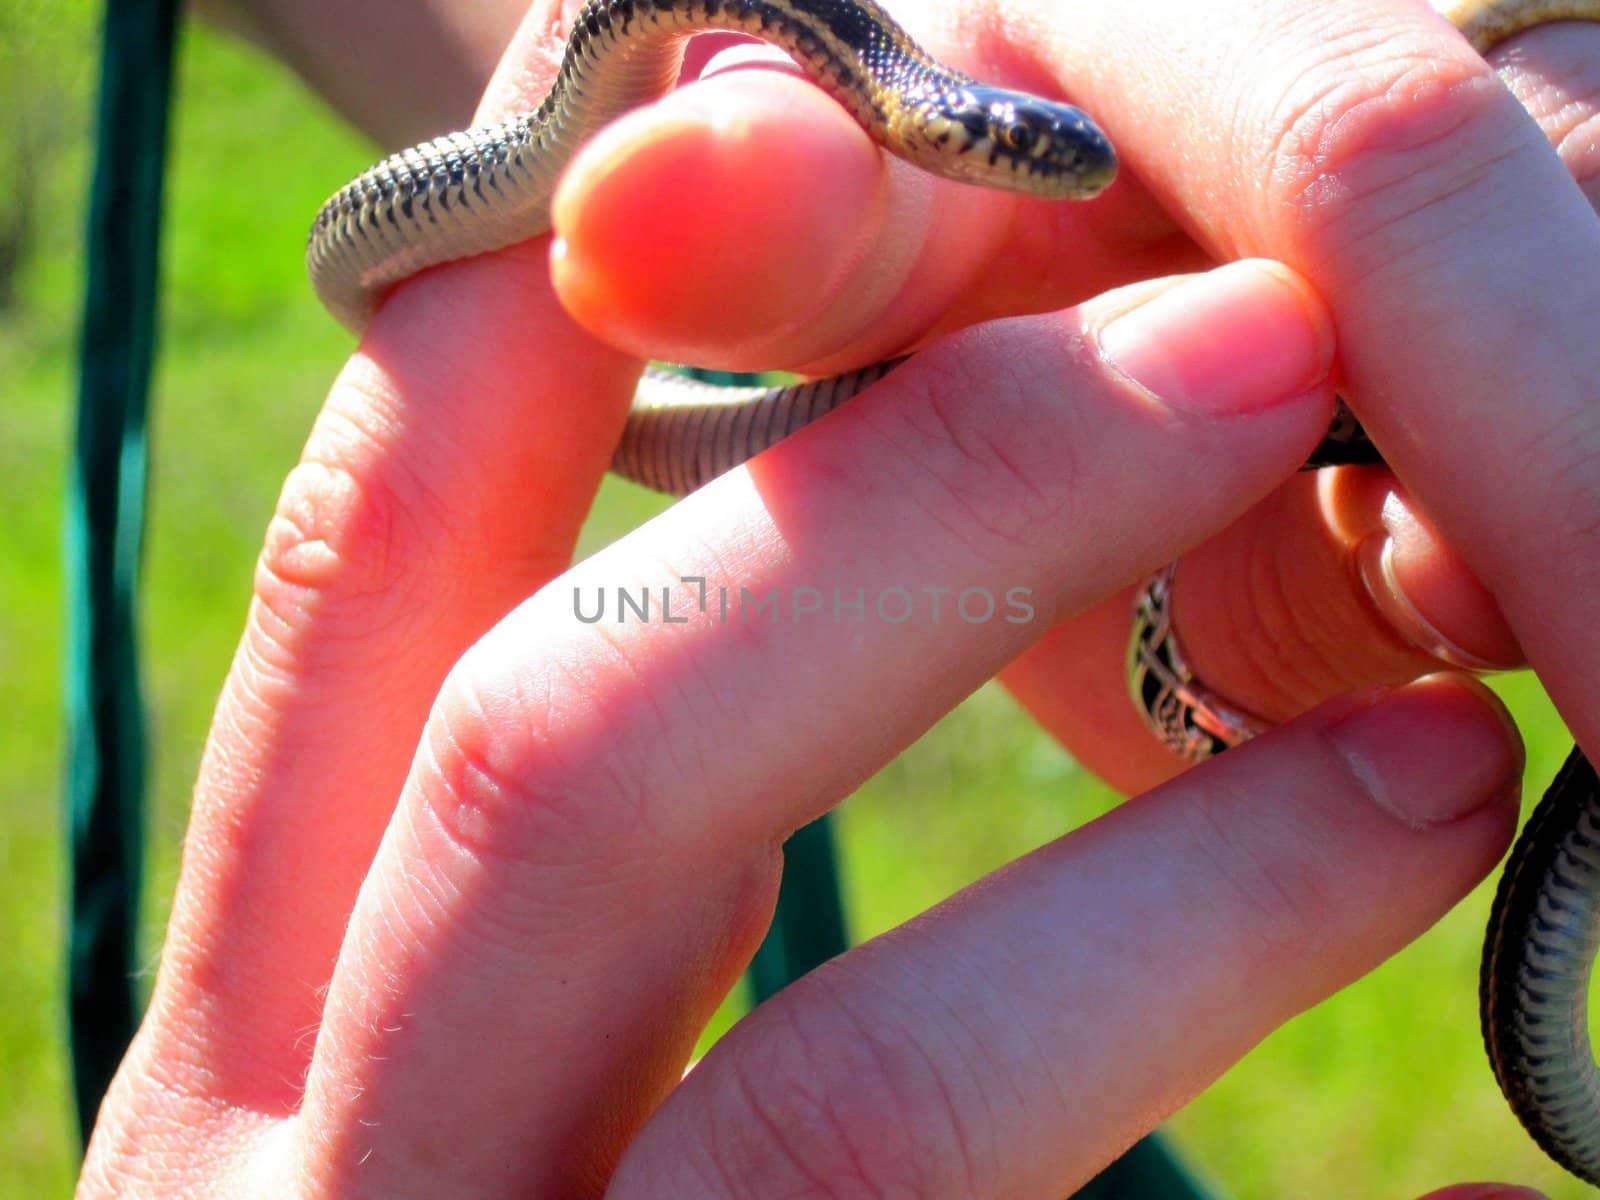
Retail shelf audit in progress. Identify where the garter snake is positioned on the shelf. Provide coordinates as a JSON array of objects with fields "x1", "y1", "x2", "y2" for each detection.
[{"x1": 306, "y1": 0, "x2": 1600, "y2": 1185}]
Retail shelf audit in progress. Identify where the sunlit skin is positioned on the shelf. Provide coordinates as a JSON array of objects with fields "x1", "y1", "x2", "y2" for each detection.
[
  {"x1": 547, "y1": 10, "x2": 1600, "y2": 799},
  {"x1": 77, "y1": 0, "x2": 1600, "y2": 1196}
]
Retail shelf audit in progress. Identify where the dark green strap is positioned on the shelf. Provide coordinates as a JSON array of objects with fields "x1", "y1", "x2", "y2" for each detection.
[
  {"x1": 747, "y1": 816, "x2": 850, "y2": 1003},
  {"x1": 67, "y1": 0, "x2": 178, "y2": 1146},
  {"x1": 1078, "y1": 1133, "x2": 1220, "y2": 1199}
]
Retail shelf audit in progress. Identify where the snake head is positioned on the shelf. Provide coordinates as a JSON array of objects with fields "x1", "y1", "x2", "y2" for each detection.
[{"x1": 916, "y1": 85, "x2": 1118, "y2": 200}]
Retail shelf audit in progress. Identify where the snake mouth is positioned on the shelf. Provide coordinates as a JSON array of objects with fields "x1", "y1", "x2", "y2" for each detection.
[
  {"x1": 1039, "y1": 109, "x2": 1118, "y2": 199},
  {"x1": 913, "y1": 86, "x2": 1118, "y2": 201},
  {"x1": 988, "y1": 148, "x2": 1118, "y2": 199},
  {"x1": 909, "y1": 125, "x2": 1118, "y2": 200},
  {"x1": 1052, "y1": 137, "x2": 1118, "y2": 200}
]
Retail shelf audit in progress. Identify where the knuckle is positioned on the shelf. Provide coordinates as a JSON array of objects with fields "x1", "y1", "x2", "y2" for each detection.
[
  {"x1": 415, "y1": 637, "x2": 667, "y2": 869},
  {"x1": 869, "y1": 323, "x2": 1086, "y2": 561},
  {"x1": 699, "y1": 974, "x2": 983, "y2": 1197},
  {"x1": 1248, "y1": 36, "x2": 1519, "y2": 265},
  {"x1": 1185, "y1": 524, "x2": 1371, "y2": 721},
  {"x1": 254, "y1": 378, "x2": 532, "y2": 643},
  {"x1": 255, "y1": 443, "x2": 436, "y2": 631}
]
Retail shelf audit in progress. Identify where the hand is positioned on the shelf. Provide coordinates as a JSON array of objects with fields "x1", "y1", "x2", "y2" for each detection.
[
  {"x1": 75, "y1": 3, "x2": 1560, "y2": 1195},
  {"x1": 543, "y1": 0, "x2": 1600, "y2": 796},
  {"x1": 78, "y1": 226, "x2": 1531, "y2": 1193}
]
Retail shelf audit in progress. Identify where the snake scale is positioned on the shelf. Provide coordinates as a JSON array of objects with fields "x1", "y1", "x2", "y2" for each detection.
[{"x1": 307, "y1": 0, "x2": 1600, "y2": 1184}]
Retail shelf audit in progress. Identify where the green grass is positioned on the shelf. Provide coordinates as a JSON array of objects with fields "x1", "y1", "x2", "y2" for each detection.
[{"x1": 0, "y1": 10, "x2": 1590, "y2": 1198}]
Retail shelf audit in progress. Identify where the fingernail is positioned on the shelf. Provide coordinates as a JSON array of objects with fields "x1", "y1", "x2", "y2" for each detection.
[
  {"x1": 1355, "y1": 489, "x2": 1523, "y2": 670},
  {"x1": 1098, "y1": 259, "x2": 1334, "y2": 415},
  {"x1": 1321, "y1": 674, "x2": 1522, "y2": 829},
  {"x1": 1355, "y1": 534, "x2": 1515, "y2": 671}
]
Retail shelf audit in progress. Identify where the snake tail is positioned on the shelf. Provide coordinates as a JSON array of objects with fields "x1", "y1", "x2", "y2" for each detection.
[{"x1": 1482, "y1": 745, "x2": 1600, "y2": 1187}]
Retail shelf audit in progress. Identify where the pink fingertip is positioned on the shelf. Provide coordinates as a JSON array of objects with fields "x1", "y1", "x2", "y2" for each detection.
[
  {"x1": 1098, "y1": 260, "x2": 1335, "y2": 416},
  {"x1": 550, "y1": 71, "x2": 887, "y2": 366}
]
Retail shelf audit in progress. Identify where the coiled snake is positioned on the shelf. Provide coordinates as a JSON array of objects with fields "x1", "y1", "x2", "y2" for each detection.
[{"x1": 307, "y1": 0, "x2": 1600, "y2": 1184}]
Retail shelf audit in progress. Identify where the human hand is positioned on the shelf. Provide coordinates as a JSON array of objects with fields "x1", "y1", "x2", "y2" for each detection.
[
  {"x1": 542, "y1": 0, "x2": 1600, "y2": 795},
  {"x1": 74, "y1": 3, "x2": 1563, "y2": 1195},
  {"x1": 76, "y1": 231, "x2": 1532, "y2": 1191}
]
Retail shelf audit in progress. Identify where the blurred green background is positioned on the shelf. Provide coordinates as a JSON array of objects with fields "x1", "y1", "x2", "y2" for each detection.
[{"x1": 0, "y1": 3, "x2": 1589, "y2": 1197}]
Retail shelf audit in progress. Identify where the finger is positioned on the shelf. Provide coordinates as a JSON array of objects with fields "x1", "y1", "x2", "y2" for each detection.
[
  {"x1": 607, "y1": 676, "x2": 1521, "y2": 1198},
  {"x1": 290, "y1": 262, "x2": 1337, "y2": 1193},
  {"x1": 547, "y1": 8, "x2": 1600, "y2": 383},
  {"x1": 1490, "y1": 19, "x2": 1600, "y2": 207},
  {"x1": 1010, "y1": 12, "x2": 1600, "y2": 795},
  {"x1": 100, "y1": 0, "x2": 640, "y2": 1119},
  {"x1": 555, "y1": 4, "x2": 1600, "y2": 783},
  {"x1": 549, "y1": 53, "x2": 1202, "y2": 377},
  {"x1": 1182, "y1": 474, "x2": 1525, "y2": 707},
  {"x1": 1006, "y1": 471, "x2": 1523, "y2": 795},
  {"x1": 1027, "y1": 0, "x2": 1600, "y2": 770}
]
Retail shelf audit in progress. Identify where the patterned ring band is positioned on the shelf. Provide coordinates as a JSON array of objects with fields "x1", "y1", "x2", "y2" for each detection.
[{"x1": 1126, "y1": 563, "x2": 1269, "y2": 764}]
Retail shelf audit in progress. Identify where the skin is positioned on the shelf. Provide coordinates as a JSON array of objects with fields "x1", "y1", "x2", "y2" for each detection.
[
  {"x1": 545, "y1": 1, "x2": 1600, "y2": 796},
  {"x1": 78, "y1": 0, "x2": 1600, "y2": 1194},
  {"x1": 189, "y1": 0, "x2": 527, "y2": 147}
]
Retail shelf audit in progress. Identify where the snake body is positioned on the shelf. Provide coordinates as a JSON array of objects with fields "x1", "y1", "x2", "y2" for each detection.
[
  {"x1": 308, "y1": 0, "x2": 1117, "y2": 490},
  {"x1": 308, "y1": 0, "x2": 1600, "y2": 1184}
]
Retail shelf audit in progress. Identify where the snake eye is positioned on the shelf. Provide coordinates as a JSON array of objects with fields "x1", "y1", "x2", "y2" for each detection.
[{"x1": 1001, "y1": 121, "x2": 1036, "y2": 153}]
